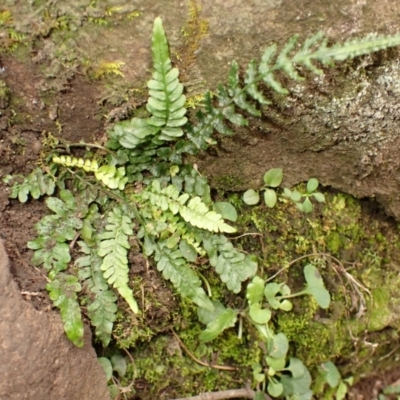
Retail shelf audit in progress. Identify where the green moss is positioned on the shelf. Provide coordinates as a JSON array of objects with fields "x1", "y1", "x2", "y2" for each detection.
[{"x1": 111, "y1": 188, "x2": 400, "y2": 399}]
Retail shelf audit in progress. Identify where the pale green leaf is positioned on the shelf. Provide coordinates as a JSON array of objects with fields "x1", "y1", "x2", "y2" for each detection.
[
  {"x1": 313, "y1": 192, "x2": 325, "y2": 202},
  {"x1": 264, "y1": 188, "x2": 277, "y2": 208},
  {"x1": 307, "y1": 178, "x2": 319, "y2": 193},
  {"x1": 249, "y1": 303, "x2": 271, "y2": 324},
  {"x1": 111, "y1": 354, "x2": 127, "y2": 377},
  {"x1": 243, "y1": 189, "x2": 259, "y2": 205},
  {"x1": 98, "y1": 357, "x2": 113, "y2": 381},
  {"x1": 199, "y1": 307, "x2": 238, "y2": 342},
  {"x1": 302, "y1": 197, "x2": 313, "y2": 213},
  {"x1": 246, "y1": 276, "x2": 265, "y2": 304},
  {"x1": 268, "y1": 380, "x2": 284, "y2": 397},
  {"x1": 214, "y1": 202, "x2": 237, "y2": 222},
  {"x1": 319, "y1": 361, "x2": 341, "y2": 388},
  {"x1": 179, "y1": 239, "x2": 197, "y2": 262},
  {"x1": 302, "y1": 264, "x2": 331, "y2": 309},
  {"x1": 286, "y1": 358, "x2": 308, "y2": 379},
  {"x1": 263, "y1": 168, "x2": 283, "y2": 187},
  {"x1": 266, "y1": 356, "x2": 286, "y2": 372},
  {"x1": 336, "y1": 381, "x2": 348, "y2": 400},
  {"x1": 267, "y1": 332, "x2": 289, "y2": 359}
]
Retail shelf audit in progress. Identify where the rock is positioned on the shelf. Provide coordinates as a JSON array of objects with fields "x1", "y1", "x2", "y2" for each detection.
[{"x1": 0, "y1": 239, "x2": 110, "y2": 400}]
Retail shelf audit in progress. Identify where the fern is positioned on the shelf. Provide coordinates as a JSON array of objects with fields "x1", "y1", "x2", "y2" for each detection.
[
  {"x1": 6, "y1": 16, "x2": 400, "y2": 356},
  {"x1": 98, "y1": 205, "x2": 139, "y2": 314},
  {"x1": 3, "y1": 167, "x2": 55, "y2": 203},
  {"x1": 107, "y1": 17, "x2": 188, "y2": 155},
  {"x1": 141, "y1": 179, "x2": 236, "y2": 233},
  {"x1": 46, "y1": 273, "x2": 84, "y2": 347},
  {"x1": 152, "y1": 241, "x2": 214, "y2": 310},
  {"x1": 147, "y1": 17, "x2": 188, "y2": 140},
  {"x1": 76, "y1": 241, "x2": 118, "y2": 347},
  {"x1": 27, "y1": 189, "x2": 89, "y2": 272},
  {"x1": 203, "y1": 234, "x2": 258, "y2": 293}
]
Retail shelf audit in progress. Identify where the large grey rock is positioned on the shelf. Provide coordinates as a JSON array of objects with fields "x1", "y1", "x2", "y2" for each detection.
[{"x1": 0, "y1": 239, "x2": 109, "y2": 400}]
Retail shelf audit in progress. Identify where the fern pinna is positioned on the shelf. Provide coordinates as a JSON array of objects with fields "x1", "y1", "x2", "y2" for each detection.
[{"x1": 5, "y1": 16, "x2": 400, "y2": 350}]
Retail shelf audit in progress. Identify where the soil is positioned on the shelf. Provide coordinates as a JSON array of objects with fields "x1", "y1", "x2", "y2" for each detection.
[{"x1": 2, "y1": 1, "x2": 400, "y2": 399}]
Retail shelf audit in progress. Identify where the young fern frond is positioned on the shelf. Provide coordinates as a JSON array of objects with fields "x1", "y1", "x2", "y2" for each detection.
[
  {"x1": 147, "y1": 17, "x2": 188, "y2": 140},
  {"x1": 107, "y1": 17, "x2": 188, "y2": 156},
  {"x1": 141, "y1": 179, "x2": 236, "y2": 233},
  {"x1": 98, "y1": 205, "x2": 139, "y2": 314}
]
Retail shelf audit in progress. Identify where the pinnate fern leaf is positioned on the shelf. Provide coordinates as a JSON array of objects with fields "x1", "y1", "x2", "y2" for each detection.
[
  {"x1": 98, "y1": 205, "x2": 139, "y2": 314},
  {"x1": 142, "y1": 180, "x2": 236, "y2": 233},
  {"x1": 5, "y1": 167, "x2": 55, "y2": 203},
  {"x1": 27, "y1": 189, "x2": 86, "y2": 273},
  {"x1": 203, "y1": 234, "x2": 258, "y2": 293},
  {"x1": 47, "y1": 273, "x2": 84, "y2": 347},
  {"x1": 76, "y1": 241, "x2": 118, "y2": 347},
  {"x1": 154, "y1": 241, "x2": 214, "y2": 311},
  {"x1": 146, "y1": 17, "x2": 188, "y2": 141}
]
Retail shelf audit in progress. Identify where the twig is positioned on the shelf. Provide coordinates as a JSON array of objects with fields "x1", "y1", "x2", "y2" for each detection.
[
  {"x1": 169, "y1": 387, "x2": 258, "y2": 400},
  {"x1": 170, "y1": 329, "x2": 237, "y2": 371},
  {"x1": 230, "y1": 233, "x2": 262, "y2": 240}
]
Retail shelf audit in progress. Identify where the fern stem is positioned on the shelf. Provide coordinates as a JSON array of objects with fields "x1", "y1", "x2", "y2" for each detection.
[
  {"x1": 198, "y1": 271, "x2": 212, "y2": 297},
  {"x1": 58, "y1": 141, "x2": 115, "y2": 154}
]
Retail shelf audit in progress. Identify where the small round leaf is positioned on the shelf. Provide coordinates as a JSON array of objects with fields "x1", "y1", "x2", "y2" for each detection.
[
  {"x1": 290, "y1": 190, "x2": 302, "y2": 202},
  {"x1": 243, "y1": 189, "x2": 260, "y2": 205},
  {"x1": 268, "y1": 380, "x2": 284, "y2": 397},
  {"x1": 263, "y1": 168, "x2": 283, "y2": 187},
  {"x1": 249, "y1": 303, "x2": 271, "y2": 324}
]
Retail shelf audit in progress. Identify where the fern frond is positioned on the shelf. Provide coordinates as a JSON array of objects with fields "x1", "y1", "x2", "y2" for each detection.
[
  {"x1": 47, "y1": 273, "x2": 84, "y2": 347},
  {"x1": 146, "y1": 17, "x2": 188, "y2": 141},
  {"x1": 184, "y1": 31, "x2": 400, "y2": 153},
  {"x1": 27, "y1": 189, "x2": 85, "y2": 272},
  {"x1": 98, "y1": 205, "x2": 139, "y2": 314},
  {"x1": 203, "y1": 234, "x2": 258, "y2": 293},
  {"x1": 107, "y1": 118, "x2": 159, "y2": 150},
  {"x1": 310, "y1": 32, "x2": 400, "y2": 62},
  {"x1": 76, "y1": 241, "x2": 118, "y2": 347},
  {"x1": 154, "y1": 241, "x2": 214, "y2": 310},
  {"x1": 141, "y1": 179, "x2": 236, "y2": 233},
  {"x1": 4, "y1": 167, "x2": 55, "y2": 203}
]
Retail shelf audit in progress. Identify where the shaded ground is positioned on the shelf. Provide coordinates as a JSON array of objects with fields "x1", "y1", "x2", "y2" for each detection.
[{"x1": 2, "y1": 1, "x2": 400, "y2": 399}]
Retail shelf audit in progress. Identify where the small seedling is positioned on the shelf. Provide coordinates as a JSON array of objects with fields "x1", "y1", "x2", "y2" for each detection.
[{"x1": 243, "y1": 168, "x2": 325, "y2": 213}]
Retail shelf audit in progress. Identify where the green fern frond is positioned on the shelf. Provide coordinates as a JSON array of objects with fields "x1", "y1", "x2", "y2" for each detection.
[
  {"x1": 146, "y1": 17, "x2": 188, "y2": 141},
  {"x1": 154, "y1": 241, "x2": 214, "y2": 310},
  {"x1": 27, "y1": 189, "x2": 85, "y2": 272},
  {"x1": 141, "y1": 179, "x2": 236, "y2": 233},
  {"x1": 4, "y1": 167, "x2": 55, "y2": 203},
  {"x1": 185, "y1": 31, "x2": 400, "y2": 152},
  {"x1": 76, "y1": 241, "x2": 118, "y2": 347},
  {"x1": 107, "y1": 118, "x2": 159, "y2": 150},
  {"x1": 203, "y1": 234, "x2": 258, "y2": 293},
  {"x1": 98, "y1": 205, "x2": 139, "y2": 314},
  {"x1": 47, "y1": 273, "x2": 84, "y2": 347}
]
